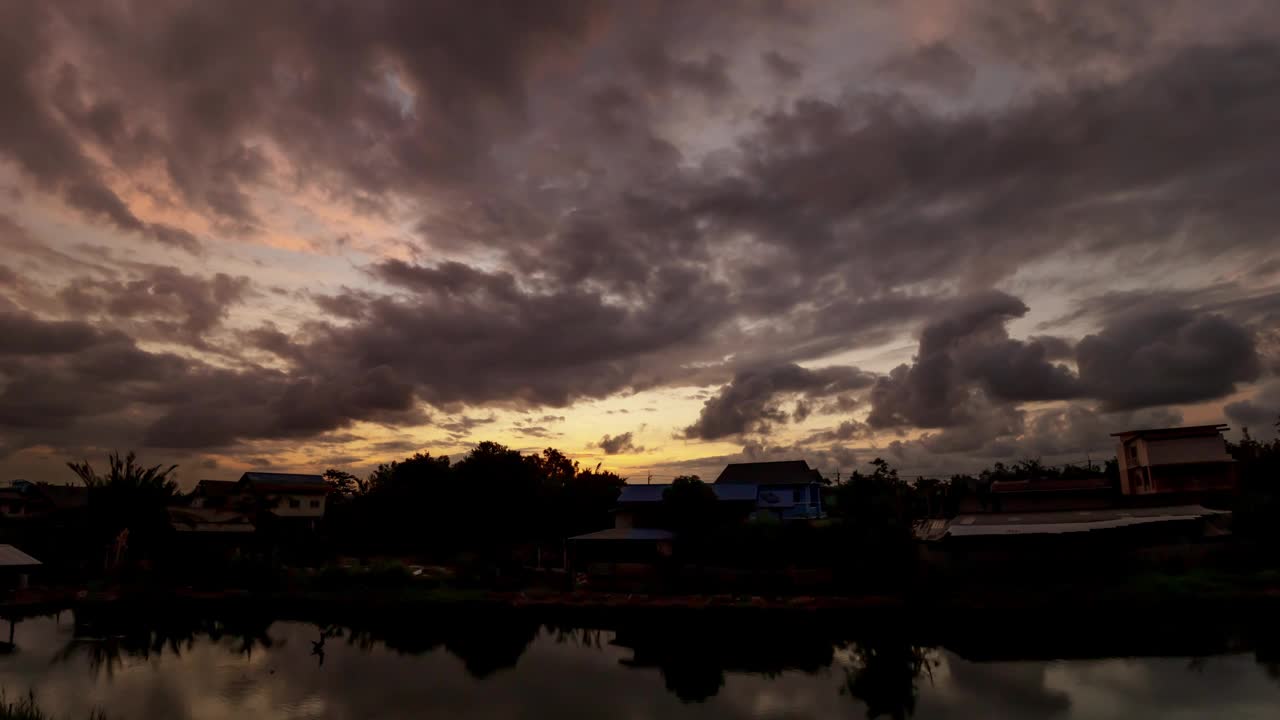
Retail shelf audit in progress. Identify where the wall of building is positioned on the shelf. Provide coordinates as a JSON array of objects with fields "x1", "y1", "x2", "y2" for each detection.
[
  {"x1": 1144, "y1": 436, "x2": 1231, "y2": 466},
  {"x1": 265, "y1": 494, "x2": 326, "y2": 518}
]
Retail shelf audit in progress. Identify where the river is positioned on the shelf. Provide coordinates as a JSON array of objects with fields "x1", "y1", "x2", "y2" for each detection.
[{"x1": 0, "y1": 609, "x2": 1278, "y2": 719}]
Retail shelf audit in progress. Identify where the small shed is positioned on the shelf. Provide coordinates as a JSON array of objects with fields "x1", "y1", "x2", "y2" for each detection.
[{"x1": 0, "y1": 545, "x2": 41, "y2": 590}]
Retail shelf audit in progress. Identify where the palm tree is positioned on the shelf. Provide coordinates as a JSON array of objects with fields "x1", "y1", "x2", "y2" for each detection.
[{"x1": 67, "y1": 452, "x2": 178, "y2": 571}]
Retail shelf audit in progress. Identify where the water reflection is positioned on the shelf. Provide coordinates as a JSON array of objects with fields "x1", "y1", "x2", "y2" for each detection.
[{"x1": 0, "y1": 609, "x2": 1276, "y2": 719}]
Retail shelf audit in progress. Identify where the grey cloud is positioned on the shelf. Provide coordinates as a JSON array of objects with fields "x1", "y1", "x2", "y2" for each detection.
[
  {"x1": 802, "y1": 420, "x2": 871, "y2": 445},
  {"x1": 761, "y1": 50, "x2": 803, "y2": 81},
  {"x1": 684, "y1": 363, "x2": 876, "y2": 440},
  {"x1": 1224, "y1": 382, "x2": 1280, "y2": 434},
  {"x1": 58, "y1": 265, "x2": 251, "y2": 341},
  {"x1": 1077, "y1": 308, "x2": 1260, "y2": 410},
  {"x1": 598, "y1": 432, "x2": 644, "y2": 455},
  {"x1": 880, "y1": 41, "x2": 976, "y2": 94},
  {"x1": 867, "y1": 291, "x2": 1080, "y2": 429}
]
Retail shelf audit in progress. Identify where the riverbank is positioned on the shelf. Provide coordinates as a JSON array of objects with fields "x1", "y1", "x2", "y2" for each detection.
[{"x1": 5, "y1": 565, "x2": 1280, "y2": 625}]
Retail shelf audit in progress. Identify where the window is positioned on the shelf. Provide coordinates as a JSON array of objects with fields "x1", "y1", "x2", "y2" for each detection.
[
  {"x1": 793, "y1": 488, "x2": 805, "y2": 503},
  {"x1": 309, "y1": 499, "x2": 321, "y2": 508},
  {"x1": 288, "y1": 498, "x2": 301, "y2": 509}
]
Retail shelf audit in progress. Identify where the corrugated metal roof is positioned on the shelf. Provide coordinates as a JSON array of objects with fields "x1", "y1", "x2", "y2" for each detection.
[
  {"x1": 947, "y1": 505, "x2": 1229, "y2": 537},
  {"x1": 0, "y1": 545, "x2": 41, "y2": 567},
  {"x1": 568, "y1": 528, "x2": 675, "y2": 542}
]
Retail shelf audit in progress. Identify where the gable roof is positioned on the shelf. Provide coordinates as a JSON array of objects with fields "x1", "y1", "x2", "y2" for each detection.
[{"x1": 714, "y1": 460, "x2": 822, "y2": 485}]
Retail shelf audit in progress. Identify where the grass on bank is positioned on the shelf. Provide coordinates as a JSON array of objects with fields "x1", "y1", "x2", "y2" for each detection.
[{"x1": 0, "y1": 692, "x2": 106, "y2": 720}]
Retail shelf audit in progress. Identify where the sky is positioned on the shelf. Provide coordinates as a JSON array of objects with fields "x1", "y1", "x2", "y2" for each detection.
[{"x1": 2, "y1": 0, "x2": 1279, "y2": 488}]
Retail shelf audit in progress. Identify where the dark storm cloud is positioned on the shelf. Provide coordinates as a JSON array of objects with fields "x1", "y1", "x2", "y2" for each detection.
[
  {"x1": 597, "y1": 431, "x2": 643, "y2": 455},
  {"x1": 879, "y1": 41, "x2": 976, "y2": 94},
  {"x1": 0, "y1": 311, "x2": 106, "y2": 355},
  {"x1": 690, "y1": 42, "x2": 1280, "y2": 300},
  {"x1": 1224, "y1": 382, "x2": 1280, "y2": 434},
  {"x1": 2, "y1": 1, "x2": 1279, "y2": 468},
  {"x1": 867, "y1": 292, "x2": 1080, "y2": 430},
  {"x1": 1077, "y1": 308, "x2": 1260, "y2": 410},
  {"x1": 0, "y1": 309, "x2": 426, "y2": 454},
  {"x1": 311, "y1": 260, "x2": 733, "y2": 409},
  {"x1": 684, "y1": 363, "x2": 876, "y2": 440},
  {"x1": 58, "y1": 265, "x2": 252, "y2": 341}
]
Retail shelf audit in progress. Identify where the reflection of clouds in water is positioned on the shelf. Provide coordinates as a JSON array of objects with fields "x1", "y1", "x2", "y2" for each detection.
[
  {"x1": 924, "y1": 653, "x2": 1071, "y2": 719},
  {"x1": 1, "y1": 618, "x2": 1279, "y2": 719},
  {"x1": 1048, "y1": 656, "x2": 1280, "y2": 720}
]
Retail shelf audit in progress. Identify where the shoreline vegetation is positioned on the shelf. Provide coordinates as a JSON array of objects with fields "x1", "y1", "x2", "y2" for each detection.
[
  {"x1": 1, "y1": 420, "x2": 1277, "y2": 621},
  {"x1": 0, "y1": 693, "x2": 104, "y2": 720}
]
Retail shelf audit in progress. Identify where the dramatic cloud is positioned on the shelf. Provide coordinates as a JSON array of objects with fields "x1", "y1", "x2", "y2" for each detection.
[
  {"x1": 685, "y1": 364, "x2": 876, "y2": 440},
  {"x1": 868, "y1": 292, "x2": 1081, "y2": 430},
  {"x1": 2, "y1": 1, "x2": 1277, "y2": 478},
  {"x1": 1224, "y1": 382, "x2": 1280, "y2": 435},
  {"x1": 879, "y1": 42, "x2": 976, "y2": 95},
  {"x1": 597, "y1": 432, "x2": 644, "y2": 455},
  {"x1": 1077, "y1": 308, "x2": 1260, "y2": 410}
]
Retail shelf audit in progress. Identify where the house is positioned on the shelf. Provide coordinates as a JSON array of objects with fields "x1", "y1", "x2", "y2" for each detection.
[
  {"x1": 606, "y1": 460, "x2": 826, "y2": 530},
  {"x1": 187, "y1": 480, "x2": 242, "y2": 510},
  {"x1": 567, "y1": 460, "x2": 825, "y2": 583},
  {"x1": 1113, "y1": 425, "x2": 1237, "y2": 498},
  {"x1": 235, "y1": 472, "x2": 328, "y2": 527},
  {"x1": 0, "y1": 545, "x2": 40, "y2": 590},
  {"x1": 714, "y1": 460, "x2": 825, "y2": 521}
]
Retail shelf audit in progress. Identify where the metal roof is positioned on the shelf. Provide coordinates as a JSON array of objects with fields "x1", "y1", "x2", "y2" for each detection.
[
  {"x1": 0, "y1": 545, "x2": 41, "y2": 567},
  {"x1": 240, "y1": 472, "x2": 325, "y2": 486},
  {"x1": 568, "y1": 528, "x2": 675, "y2": 542},
  {"x1": 618, "y1": 484, "x2": 669, "y2": 503},
  {"x1": 1111, "y1": 425, "x2": 1229, "y2": 439},
  {"x1": 617, "y1": 483, "x2": 761, "y2": 503},
  {"x1": 714, "y1": 460, "x2": 821, "y2": 485},
  {"x1": 713, "y1": 484, "x2": 761, "y2": 501},
  {"x1": 947, "y1": 505, "x2": 1229, "y2": 537}
]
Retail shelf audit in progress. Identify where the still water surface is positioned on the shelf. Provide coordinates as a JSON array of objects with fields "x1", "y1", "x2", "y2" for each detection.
[{"x1": 0, "y1": 611, "x2": 1278, "y2": 719}]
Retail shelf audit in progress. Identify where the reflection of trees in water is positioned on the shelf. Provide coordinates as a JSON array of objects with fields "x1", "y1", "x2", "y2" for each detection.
[
  {"x1": 611, "y1": 622, "x2": 838, "y2": 704},
  {"x1": 51, "y1": 610, "x2": 277, "y2": 678},
  {"x1": 839, "y1": 642, "x2": 937, "y2": 720},
  {"x1": 338, "y1": 611, "x2": 541, "y2": 679}
]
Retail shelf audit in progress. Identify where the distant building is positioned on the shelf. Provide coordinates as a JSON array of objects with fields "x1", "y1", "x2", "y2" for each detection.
[
  {"x1": 0, "y1": 482, "x2": 89, "y2": 521},
  {"x1": 607, "y1": 460, "x2": 826, "y2": 530},
  {"x1": 568, "y1": 460, "x2": 825, "y2": 582},
  {"x1": 0, "y1": 545, "x2": 40, "y2": 591},
  {"x1": 235, "y1": 472, "x2": 329, "y2": 528},
  {"x1": 187, "y1": 480, "x2": 242, "y2": 510},
  {"x1": 714, "y1": 460, "x2": 825, "y2": 521},
  {"x1": 1113, "y1": 425, "x2": 1237, "y2": 497}
]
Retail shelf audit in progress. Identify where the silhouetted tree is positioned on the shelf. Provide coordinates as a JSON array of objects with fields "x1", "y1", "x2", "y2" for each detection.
[
  {"x1": 842, "y1": 641, "x2": 935, "y2": 720},
  {"x1": 663, "y1": 475, "x2": 718, "y2": 536},
  {"x1": 67, "y1": 451, "x2": 178, "y2": 569}
]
